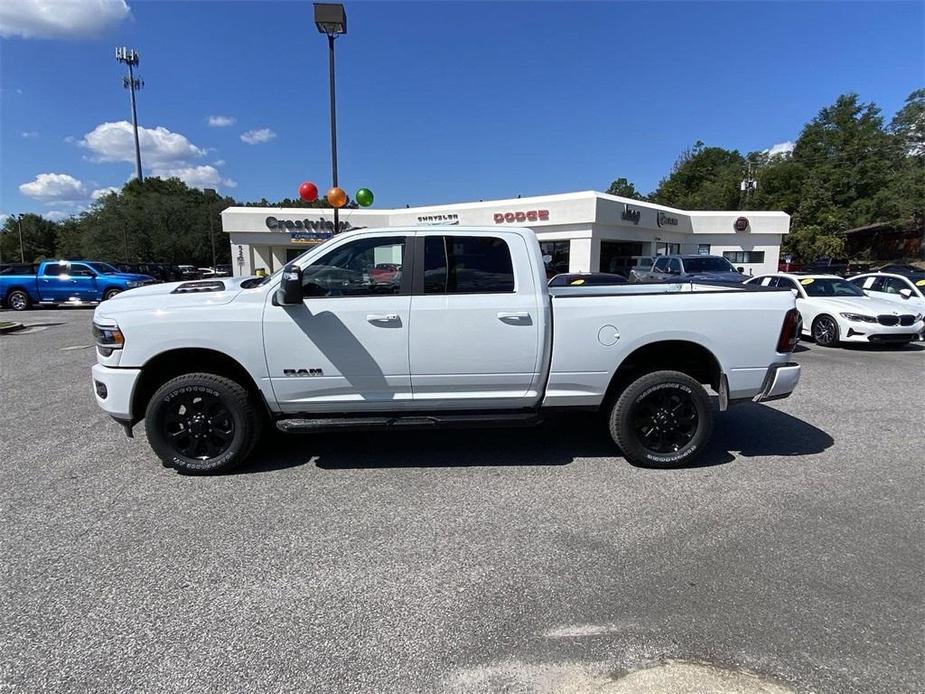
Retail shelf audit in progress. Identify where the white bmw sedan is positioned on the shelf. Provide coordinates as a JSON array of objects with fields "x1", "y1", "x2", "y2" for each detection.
[
  {"x1": 847, "y1": 272, "x2": 925, "y2": 314},
  {"x1": 745, "y1": 273, "x2": 924, "y2": 347}
]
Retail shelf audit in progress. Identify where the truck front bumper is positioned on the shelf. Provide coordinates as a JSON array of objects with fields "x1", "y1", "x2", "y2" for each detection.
[
  {"x1": 91, "y1": 363, "x2": 141, "y2": 421},
  {"x1": 753, "y1": 362, "x2": 801, "y2": 403}
]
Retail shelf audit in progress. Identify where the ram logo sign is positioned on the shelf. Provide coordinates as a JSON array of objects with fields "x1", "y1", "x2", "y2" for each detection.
[{"x1": 283, "y1": 368, "x2": 324, "y2": 377}]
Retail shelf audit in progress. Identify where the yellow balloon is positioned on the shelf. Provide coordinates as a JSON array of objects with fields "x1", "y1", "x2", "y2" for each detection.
[{"x1": 326, "y1": 187, "x2": 348, "y2": 208}]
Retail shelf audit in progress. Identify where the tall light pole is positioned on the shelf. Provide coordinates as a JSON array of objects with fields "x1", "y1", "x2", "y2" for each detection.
[
  {"x1": 314, "y1": 3, "x2": 347, "y2": 231},
  {"x1": 204, "y1": 188, "x2": 218, "y2": 269},
  {"x1": 116, "y1": 47, "x2": 144, "y2": 182}
]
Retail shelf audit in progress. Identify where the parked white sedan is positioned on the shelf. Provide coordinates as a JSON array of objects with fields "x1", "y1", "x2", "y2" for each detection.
[
  {"x1": 847, "y1": 272, "x2": 925, "y2": 314},
  {"x1": 745, "y1": 273, "x2": 924, "y2": 347}
]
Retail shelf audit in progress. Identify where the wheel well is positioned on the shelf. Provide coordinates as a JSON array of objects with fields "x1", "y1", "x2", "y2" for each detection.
[
  {"x1": 603, "y1": 340, "x2": 722, "y2": 407},
  {"x1": 131, "y1": 348, "x2": 266, "y2": 424},
  {"x1": 5, "y1": 286, "x2": 29, "y2": 298}
]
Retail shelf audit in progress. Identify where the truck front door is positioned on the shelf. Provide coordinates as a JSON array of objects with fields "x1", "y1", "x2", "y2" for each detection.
[
  {"x1": 408, "y1": 233, "x2": 541, "y2": 407},
  {"x1": 263, "y1": 233, "x2": 414, "y2": 412},
  {"x1": 68, "y1": 263, "x2": 99, "y2": 300}
]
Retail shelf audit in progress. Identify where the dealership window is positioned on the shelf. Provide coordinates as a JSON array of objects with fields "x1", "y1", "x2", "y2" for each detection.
[
  {"x1": 424, "y1": 235, "x2": 514, "y2": 294},
  {"x1": 697, "y1": 243, "x2": 711, "y2": 255},
  {"x1": 301, "y1": 236, "x2": 406, "y2": 297},
  {"x1": 600, "y1": 241, "x2": 644, "y2": 274},
  {"x1": 655, "y1": 242, "x2": 680, "y2": 256},
  {"x1": 539, "y1": 240, "x2": 570, "y2": 278},
  {"x1": 723, "y1": 251, "x2": 766, "y2": 263}
]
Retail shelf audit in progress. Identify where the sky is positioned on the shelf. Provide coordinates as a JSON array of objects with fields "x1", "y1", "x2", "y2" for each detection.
[{"x1": 1, "y1": 0, "x2": 923, "y2": 221}]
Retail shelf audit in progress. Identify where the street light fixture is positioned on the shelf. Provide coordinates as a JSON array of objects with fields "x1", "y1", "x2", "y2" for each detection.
[
  {"x1": 313, "y1": 3, "x2": 347, "y2": 230},
  {"x1": 204, "y1": 188, "x2": 218, "y2": 269},
  {"x1": 115, "y1": 47, "x2": 144, "y2": 182}
]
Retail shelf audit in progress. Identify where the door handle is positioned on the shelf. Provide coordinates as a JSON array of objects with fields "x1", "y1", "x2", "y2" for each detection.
[
  {"x1": 367, "y1": 313, "x2": 399, "y2": 324},
  {"x1": 497, "y1": 311, "x2": 531, "y2": 324}
]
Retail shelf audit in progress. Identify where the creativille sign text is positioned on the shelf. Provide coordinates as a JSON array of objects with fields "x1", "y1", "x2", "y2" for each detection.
[
  {"x1": 265, "y1": 216, "x2": 351, "y2": 234},
  {"x1": 656, "y1": 211, "x2": 679, "y2": 227}
]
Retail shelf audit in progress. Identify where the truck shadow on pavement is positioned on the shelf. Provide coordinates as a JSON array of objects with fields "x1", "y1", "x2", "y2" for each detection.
[{"x1": 240, "y1": 403, "x2": 833, "y2": 473}]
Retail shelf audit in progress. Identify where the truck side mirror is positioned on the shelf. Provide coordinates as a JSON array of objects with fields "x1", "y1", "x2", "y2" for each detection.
[
  {"x1": 899, "y1": 288, "x2": 913, "y2": 299},
  {"x1": 276, "y1": 264, "x2": 303, "y2": 305}
]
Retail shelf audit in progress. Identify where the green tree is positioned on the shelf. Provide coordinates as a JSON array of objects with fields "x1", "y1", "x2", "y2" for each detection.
[
  {"x1": 605, "y1": 177, "x2": 646, "y2": 200},
  {"x1": 0, "y1": 213, "x2": 59, "y2": 263},
  {"x1": 649, "y1": 141, "x2": 746, "y2": 210}
]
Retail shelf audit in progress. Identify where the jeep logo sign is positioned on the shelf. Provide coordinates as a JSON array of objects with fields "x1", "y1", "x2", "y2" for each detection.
[{"x1": 493, "y1": 209, "x2": 550, "y2": 224}]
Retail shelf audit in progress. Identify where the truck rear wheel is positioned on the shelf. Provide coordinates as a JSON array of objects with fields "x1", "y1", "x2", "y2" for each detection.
[
  {"x1": 6, "y1": 289, "x2": 32, "y2": 311},
  {"x1": 608, "y1": 370, "x2": 713, "y2": 468},
  {"x1": 144, "y1": 372, "x2": 261, "y2": 474}
]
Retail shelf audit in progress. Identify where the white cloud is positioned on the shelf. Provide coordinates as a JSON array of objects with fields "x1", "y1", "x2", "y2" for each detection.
[
  {"x1": 0, "y1": 0, "x2": 131, "y2": 39},
  {"x1": 19, "y1": 130, "x2": 39, "y2": 138},
  {"x1": 150, "y1": 164, "x2": 237, "y2": 191},
  {"x1": 19, "y1": 173, "x2": 86, "y2": 201},
  {"x1": 80, "y1": 121, "x2": 206, "y2": 165},
  {"x1": 212, "y1": 159, "x2": 225, "y2": 167},
  {"x1": 91, "y1": 186, "x2": 120, "y2": 201},
  {"x1": 240, "y1": 128, "x2": 276, "y2": 145},
  {"x1": 43, "y1": 210, "x2": 69, "y2": 222},
  {"x1": 208, "y1": 115, "x2": 236, "y2": 127},
  {"x1": 766, "y1": 141, "x2": 795, "y2": 158}
]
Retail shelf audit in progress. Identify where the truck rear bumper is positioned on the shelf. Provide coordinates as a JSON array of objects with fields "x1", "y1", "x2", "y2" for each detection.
[
  {"x1": 91, "y1": 363, "x2": 141, "y2": 420},
  {"x1": 753, "y1": 362, "x2": 801, "y2": 403}
]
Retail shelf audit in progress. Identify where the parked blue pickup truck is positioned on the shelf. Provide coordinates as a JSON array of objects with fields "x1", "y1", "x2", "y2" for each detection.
[{"x1": 0, "y1": 260, "x2": 155, "y2": 310}]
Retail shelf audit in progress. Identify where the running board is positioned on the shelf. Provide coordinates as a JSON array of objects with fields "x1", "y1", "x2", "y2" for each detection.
[{"x1": 276, "y1": 411, "x2": 542, "y2": 434}]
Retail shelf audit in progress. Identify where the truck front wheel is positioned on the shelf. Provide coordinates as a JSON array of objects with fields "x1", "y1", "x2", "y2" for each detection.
[
  {"x1": 103, "y1": 288, "x2": 122, "y2": 301},
  {"x1": 144, "y1": 372, "x2": 262, "y2": 474},
  {"x1": 6, "y1": 289, "x2": 32, "y2": 311},
  {"x1": 609, "y1": 370, "x2": 714, "y2": 468}
]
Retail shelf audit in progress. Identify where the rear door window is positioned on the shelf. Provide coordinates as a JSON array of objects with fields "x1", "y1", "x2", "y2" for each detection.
[
  {"x1": 42, "y1": 263, "x2": 64, "y2": 276},
  {"x1": 668, "y1": 258, "x2": 682, "y2": 274},
  {"x1": 652, "y1": 257, "x2": 669, "y2": 273},
  {"x1": 423, "y1": 235, "x2": 514, "y2": 294}
]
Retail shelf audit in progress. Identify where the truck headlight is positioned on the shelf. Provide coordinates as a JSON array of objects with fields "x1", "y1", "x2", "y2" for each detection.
[
  {"x1": 915, "y1": 313, "x2": 923, "y2": 322},
  {"x1": 839, "y1": 312, "x2": 877, "y2": 323},
  {"x1": 92, "y1": 323, "x2": 124, "y2": 356},
  {"x1": 125, "y1": 281, "x2": 142, "y2": 288}
]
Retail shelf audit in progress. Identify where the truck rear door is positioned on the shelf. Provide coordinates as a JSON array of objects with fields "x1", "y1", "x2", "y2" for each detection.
[
  {"x1": 37, "y1": 262, "x2": 77, "y2": 302},
  {"x1": 408, "y1": 232, "x2": 542, "y2": 407}
]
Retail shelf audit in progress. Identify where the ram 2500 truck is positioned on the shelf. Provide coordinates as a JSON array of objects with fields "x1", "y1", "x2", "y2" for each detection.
[
  {"x1": 1, "y1": 260, "x2": 154, "y2": 310},
  {"x1": 91, "y1": 226, "x2": 802, "y2": 474}
]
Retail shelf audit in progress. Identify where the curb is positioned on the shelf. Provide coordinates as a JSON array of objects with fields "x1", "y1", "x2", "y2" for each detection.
[{"x1": 0, "y1": 322, "x2": 25, "y2": 334}]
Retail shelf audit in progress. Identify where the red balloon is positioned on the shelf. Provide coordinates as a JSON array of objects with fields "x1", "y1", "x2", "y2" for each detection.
[{"x1": 298, "y1": 181, "x2": 318, "y2": 202}]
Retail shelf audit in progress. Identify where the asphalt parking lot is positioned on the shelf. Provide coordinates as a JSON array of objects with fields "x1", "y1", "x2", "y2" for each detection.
[{"x1": 1, "y1": 308, "x2": 923, "y2": 693}]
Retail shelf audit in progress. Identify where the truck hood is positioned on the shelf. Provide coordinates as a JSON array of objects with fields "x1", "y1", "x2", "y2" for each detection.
[
  {"x1": 96, "y1": 276, "x2": 260, "y2": 318},
  {"x1": 801, "y1": 295, "x2": 919, "y2": 315},
  {"x1": 685, "y1": 271, "x2": 747, "y2": 283},
  {"x1": 100, "y1": 272, "x2": 155, "y2": 282}
]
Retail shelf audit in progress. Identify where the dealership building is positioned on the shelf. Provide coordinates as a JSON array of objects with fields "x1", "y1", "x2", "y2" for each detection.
[{"x1": 221, "y1": 191, "x2": 789, "y2": 277}]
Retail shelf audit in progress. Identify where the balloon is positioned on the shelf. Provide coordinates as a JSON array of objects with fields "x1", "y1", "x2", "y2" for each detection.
[
  {"x1": 355, "y1": 188, "x2": 374, "y2": 207},
  {"x1": 326, "y1": 186, "x2": 348, "y2": 208},
  {"x1": 298, "y1": 181, "x2": 318, "y2": 202}
]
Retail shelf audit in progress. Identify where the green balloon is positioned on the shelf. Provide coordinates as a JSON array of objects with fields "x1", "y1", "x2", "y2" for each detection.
[{"x1": 355, "y1": 188, "x2": 374, "y2": 207}]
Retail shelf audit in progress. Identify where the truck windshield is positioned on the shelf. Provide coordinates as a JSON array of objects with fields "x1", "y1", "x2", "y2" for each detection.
[
  {"x1": 801, "y1": 278, "x2": 866, "y2": 297},
  {"x1": 684, "y1": 257, "x2": 737, "y2": 273},
  {"x1": 86, "y1": 262, "x2": 119, "y2": 274}
]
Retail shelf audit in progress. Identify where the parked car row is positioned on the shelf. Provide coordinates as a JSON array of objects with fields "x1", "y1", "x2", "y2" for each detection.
[
  {"x1": 0, "y1": 260, "x2": 156, "y2": 310},
  {"x1": 744, "y1": 272, "x2": 924, "y2": 347}
]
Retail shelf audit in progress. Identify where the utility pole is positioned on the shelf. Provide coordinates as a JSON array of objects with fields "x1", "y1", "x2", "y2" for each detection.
[
  {"x1": 116, "y1": 47, "x2": 144, "y2": 182},
  {"x1": 204, "y1": 188, "x2": 218, "y2": 269},
  {"x1": 740, "y1": 161, "x2": 757, "y2": 209},
  {"x1": 17, "y1": 214, "x2": 25, "y2": 263},
  {"x1": 314, "y1": 4, "x2": 347, "y2": 232}
]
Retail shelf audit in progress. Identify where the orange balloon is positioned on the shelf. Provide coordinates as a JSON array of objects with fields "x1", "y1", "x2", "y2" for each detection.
[{"x1": 326, "y1": 186, "x2": 348, "y2": 208}]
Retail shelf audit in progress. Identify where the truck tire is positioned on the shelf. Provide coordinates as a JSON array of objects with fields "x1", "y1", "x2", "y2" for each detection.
[
  {"x1": 144, "y1": 372, "x2": 262, "y2": 475},
  {"x1": 6, "y1": 289, "x2": 32, "y2": 311},
  {"x1": 608, "y1": 370, "x2": 713, "y2": 468},
  {"x1": 103, "y1": 288, "x2": 122, "y2": 301},
  {"x1": 811, "y1": 315, "x2": 839, "y2": 347}
]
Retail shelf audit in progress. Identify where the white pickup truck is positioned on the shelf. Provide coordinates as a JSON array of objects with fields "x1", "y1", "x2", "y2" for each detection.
[{"x1": 91, "y1": 226, "x2": 802, "y2": 474}]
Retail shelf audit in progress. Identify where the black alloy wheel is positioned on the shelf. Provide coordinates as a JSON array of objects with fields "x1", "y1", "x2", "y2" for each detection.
[
  {"x1": 609, "y1": 370, "x2": 714, "y2": 468},
  {"x1": 160, "y1": 391, "x2": 236, "y2": 460},
  {"x1": 103, "y1": 288, "x2": 122, "y2": 301},
  {"x1": 812, "y1": 315, "x2": 840, "y2": 347}
]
